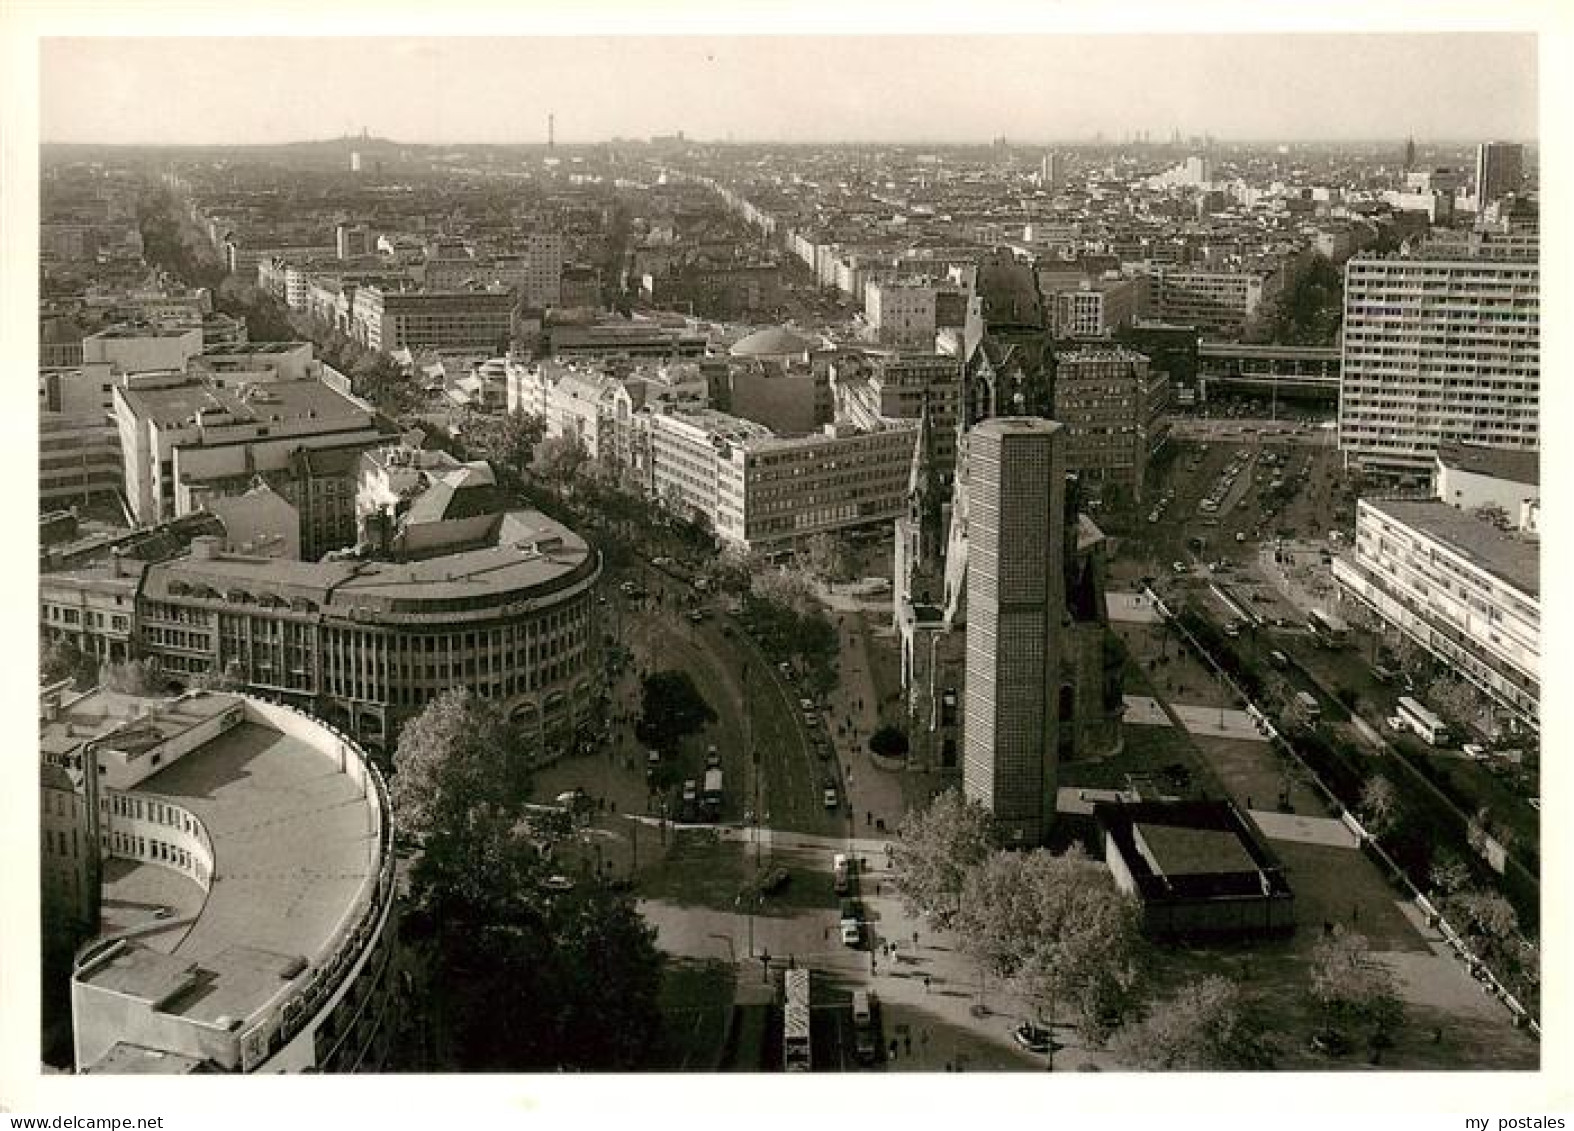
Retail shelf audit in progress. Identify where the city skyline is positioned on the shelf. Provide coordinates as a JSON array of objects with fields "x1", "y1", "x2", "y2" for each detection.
[{"x1": 39, "y1": 34, "x2": 1539, "y2": 147}]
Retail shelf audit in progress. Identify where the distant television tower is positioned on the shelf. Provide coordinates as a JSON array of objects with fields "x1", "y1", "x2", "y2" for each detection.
[{"x1": 548, "y1": 112, "x2": 555, "y2": 149}]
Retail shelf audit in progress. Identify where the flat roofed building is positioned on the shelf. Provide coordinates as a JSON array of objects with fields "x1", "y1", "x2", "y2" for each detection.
[
  {"x1": 1050, "y1": 346, "x2": 1170, "y2": 504},
  {"x1": 1333, "y1": 498, "x2": 1538, "y2": 732},
  {"x1": 69, "y1": 692, "x2": 398, "y2": 1074},
  {"x1": 1339, "y1": 232, "x2": 1539, "y2": 474},
  {"x1": 1433, "y1": 441, "x2": 1539, "y2": 516},
  {"x1": 1095, "y1": 799, "x2": 1294, "y2": 938},
  {"x1": 113, "y1": 374, "x2": 391, "y2": 524},
  {"x1": 82, "y1": 324, "x2": 203, "y2": 375},
  {"x1": 126, "y1": 509, "x2": 602, "y2": 753}
]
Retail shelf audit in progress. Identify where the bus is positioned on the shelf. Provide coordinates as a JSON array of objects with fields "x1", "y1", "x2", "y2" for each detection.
[
  {"x1": 783, "y1": 968, "x2": 812, "y2": 1072},
  {"x1": 1396, "y1": 696, "x2": 1449, "y2": 746},
  {"x1": 701, "y1": 767, "x2": 723, "y2": 820},
  {"x1": 1307, "y1": 609, "x2": 1349, "y2": 648}
]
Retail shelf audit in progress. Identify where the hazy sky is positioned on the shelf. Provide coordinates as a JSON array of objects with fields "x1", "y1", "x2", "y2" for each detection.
[{"x1": 40, "y1": 34, "x2": 1538, "y2": 146}]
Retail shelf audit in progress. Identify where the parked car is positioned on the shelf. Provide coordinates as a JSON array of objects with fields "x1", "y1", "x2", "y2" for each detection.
[
  {"x1": 1462, "y1": 743, "x2": 1489, "y2": 761},
  {"x1": 1013, "y1": 1023, "x2": 1054, "y2": 1054},
  {"x1": 823, "y1": 783, "x2": 839, "y2": 810},
  {"x1": 1172, "y1": 561, "x2": 1189, "y2": 574}
]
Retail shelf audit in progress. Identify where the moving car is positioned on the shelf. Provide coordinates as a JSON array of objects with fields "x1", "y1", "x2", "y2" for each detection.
[
  {"x1": 839, "y1": 899, "x2": 862, "y2": 947},
  {"x1": 823, "y1": 783, "x2": 839, "y2": 810}
]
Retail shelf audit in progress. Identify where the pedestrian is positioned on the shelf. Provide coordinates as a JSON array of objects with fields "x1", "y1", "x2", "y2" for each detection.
[
  {"x1": 889, "y1": 1039, "x2": 899, "y2": 1059},
  {"x1": 923, "y1": 976, "x2": 931, "y2": 994},
  {"x1": 875, "y1": 881, "x2": 882, "y2": 896},
  {"x1": 1352, "y1": 904, "x2": 1361, "y2": 925},
  {"x1": 912, "y1": 930, "x2": 919, "y2": 949},
  {"x1": 904, "y1": 1034, "x2": 912, "y2": 1055},
  {"x1": 866, "y1": 810, "x2": 872, "y2": 827}
]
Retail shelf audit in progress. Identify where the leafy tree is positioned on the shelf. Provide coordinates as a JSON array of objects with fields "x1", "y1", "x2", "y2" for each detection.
[
  {"x1": 351, "y1": 352, "x2": 423, "y2": 417},
  {"x1": 890, "y1": 789, "x2": 999, "y2": 929},
  {"x1": 1111, "y1": 976, "x2": 1275, "y2": 1071},
  {"x1": 466, "y1": 409, "x2": 546, "y2": 487},
  {"x1": 390, "y1": 689, "x2": 530, "y2": 849},
  {"x1": 390, "y1": 690, "x2": 665, "y2": 1070},
  {"x1": 956, "y1": 846, "x2": 1145, "y2": 1043},
  {"x1": 40, "y1": 636, "x2": 89, "y2": 687},
  {"x1": 1308, "y1": 927, "x2": 1403, "y2": 1037},
  {"x1": 1359, "y1": 775, "x2": 1403, "y2": 838},
  {"x1": 99, "y1": 657, "x2": 166, "y2": 696},
  {"x1": 635, "y1": 670, "x2": 716, "y2": 755},
  {"x1": 1445, "y1": 889, "x2": 1519, "y2": 959},
  {"x1": 868, "y1": 725, "x2": 910, "y2": 759},
  {"x1": 801, "y1": 533, "x2": 853, "y2": 583},
  {"x1": 533, "y1": 432, "x2": 591, "y2": 494},
  {"x1": 1428, "y1": 849, "x2": 1473, "y2": 897}
]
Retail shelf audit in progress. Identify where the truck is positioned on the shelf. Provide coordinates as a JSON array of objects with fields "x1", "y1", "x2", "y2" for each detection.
[{"x1": 701, "y1": 767, "x2": 724, "y2": 820}]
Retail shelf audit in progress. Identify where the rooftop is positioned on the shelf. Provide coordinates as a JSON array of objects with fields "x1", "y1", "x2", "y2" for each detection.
[
  {"x1": 87, "y1": 325, "x2": 200, "y2": 340},
  {"x1": 1365, "y1": 498, "x2": 1539, "y2": 598},
  {"x1": 82, "y1": 708, "x2": 380, "y2": 1028},
  {"x1": 118, "y1": 378, "x2": 371, "y2": 432},
  {"x1": 1435, "y1": 442, "x2": 1539, "y2": 488},
  {"x1": 143, "y1": 509, "x2": 592, "y2": 608},
  {"x1": 729, "y1": 325, "x2": 816, "y2": 358}
]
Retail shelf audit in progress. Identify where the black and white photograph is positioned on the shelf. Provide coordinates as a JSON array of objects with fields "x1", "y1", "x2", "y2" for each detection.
[{"x1": 2, "y1": 3, "x2": 1566, "y2": 1126}]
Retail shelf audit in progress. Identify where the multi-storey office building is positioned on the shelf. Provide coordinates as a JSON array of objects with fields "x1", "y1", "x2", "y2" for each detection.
[
  {"x1": 39, "y1": 363, "x2": 123, "y2": 504},
  {"x1": 865, "y1": 279, "x2": 940, "y2": 350},
  {"x1": 1338, "y1": 231, "x2": 1539, "y2": 474},
  {"x1": 719, "y1": 422, "x2": 919, "y2": 551},
  {"x1": 66, "y1": 692, "x2": 399, "y2": 1073},
  {"x1": 832, "y1": 352, "x2": 965, "y2": 488},
  {"x1": 1142, "y1": 266, "x2": 1283, "y2": 335},
  {"x1": 1049, "y1": 277, "x2": 1139, "y2": 339},
  {"x1": 40, "y1": 511, "x2": 603, "y2": 756},
  {"x1": 112, "y1": 373, "x2": 394, "y2": 524},
  {"x1": 963, "y1": 417, "x2": 1066, "y2": 846},
  {"x1": 644, "y1": 408, "x2": 917, "y2": 553},
  {"x1": 1332, "y1": 498, "x2": 1538, "y2": 733},
  {"x1": 1051, "y1": 346, "x2": 1170, "y2": 504},
  {"x1": 1475, "y1": 142, "x2": 1525, "y2": 209},
  {"x1": 350, "y1": 288, "x2": 517, "y2": 354}
]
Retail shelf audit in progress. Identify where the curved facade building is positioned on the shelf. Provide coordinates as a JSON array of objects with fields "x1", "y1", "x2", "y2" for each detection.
[
  {"x1": 70, "y1": 692, "x2": 398, "y2": 1073},
  {"x1": 126, "y1": 509, "x2": 602, "y2": 755}
]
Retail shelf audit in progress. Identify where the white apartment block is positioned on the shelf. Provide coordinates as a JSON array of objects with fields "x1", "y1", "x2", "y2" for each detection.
[
  {"x1": 1333, "y1": 498, "x2": 1538, "y2": 732},
  {"x1": 1338, "y1": 233, "x2": 1538, "y2": 473}
]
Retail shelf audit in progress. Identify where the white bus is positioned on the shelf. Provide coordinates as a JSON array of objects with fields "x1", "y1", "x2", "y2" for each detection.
[
  {"x1": 1396, "y1": 696, "x2": 1449, "y2": 746},
  {"x1": 783, "y1": 968, "x2": 812, "y2": 1072},
  {"x1": 1307, "y1": 609, "x2": 1349, "y2": 648}
]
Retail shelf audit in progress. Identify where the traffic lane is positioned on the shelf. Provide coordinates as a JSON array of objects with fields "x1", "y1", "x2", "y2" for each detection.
[{"x1": 679, "y1": 614, "x2": 841, "y2": 838}]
